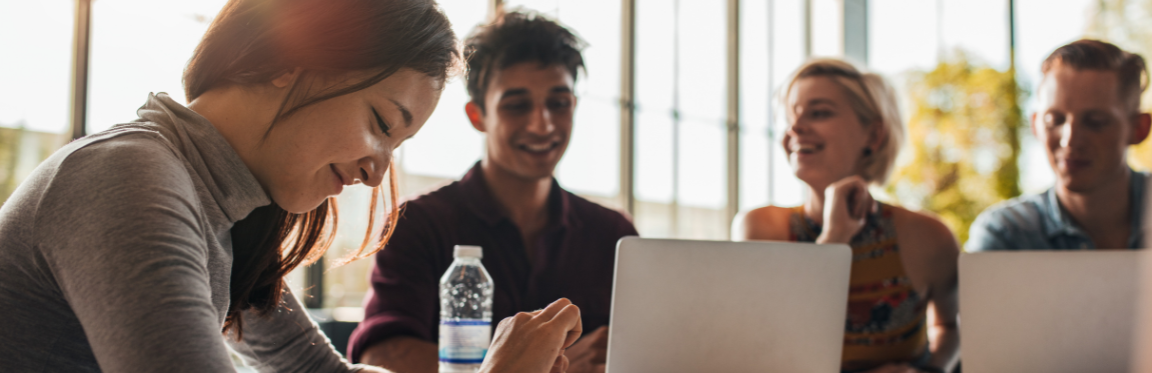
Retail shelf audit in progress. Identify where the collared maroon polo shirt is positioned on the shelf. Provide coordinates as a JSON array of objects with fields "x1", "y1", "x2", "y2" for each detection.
[{"x1": 348, "y1": 162, "x2": 638, "y2": 362}]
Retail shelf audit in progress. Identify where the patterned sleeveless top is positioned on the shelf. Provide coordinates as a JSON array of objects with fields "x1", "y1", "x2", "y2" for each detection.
[{"x1": 789, "y1": 203, "x2": 929, "y2": 372}]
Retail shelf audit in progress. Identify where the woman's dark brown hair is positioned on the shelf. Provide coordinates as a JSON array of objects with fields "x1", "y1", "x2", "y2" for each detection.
[
  {"x1": 463, "y1": 10, "x2": 586, "y2": 111},
  {"x1": 182, "y1": 0, "x2": 457, "y2": 337}
]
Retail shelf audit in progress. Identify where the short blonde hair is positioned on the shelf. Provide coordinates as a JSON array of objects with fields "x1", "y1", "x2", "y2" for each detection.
[{"x1": 781, "y1": 58, "x2": 905, "y2": 185}]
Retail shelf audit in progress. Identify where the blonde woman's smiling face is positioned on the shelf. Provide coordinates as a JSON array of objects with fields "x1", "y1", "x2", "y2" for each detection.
[{"x1": 783, "y1": 76, "x2": 873, "y2": 190}]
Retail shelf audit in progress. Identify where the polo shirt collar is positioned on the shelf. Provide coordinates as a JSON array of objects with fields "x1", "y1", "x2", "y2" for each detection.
[
  {"x1": 459, "y1": 161, "x2": 574, "y2": 229},
  {"x1": 1042, "y1": 168, "x2": 1145, "y2": 247}
]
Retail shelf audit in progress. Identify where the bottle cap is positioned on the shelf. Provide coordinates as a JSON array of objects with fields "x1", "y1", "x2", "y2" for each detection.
[{"x1": 453, "y1": 245, "x2": 483, "y2": 259}]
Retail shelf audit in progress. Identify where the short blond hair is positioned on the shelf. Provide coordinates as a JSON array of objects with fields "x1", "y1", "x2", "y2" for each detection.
[{"x1": 781, "y1": 58, "x2": 904, "y2": 185}]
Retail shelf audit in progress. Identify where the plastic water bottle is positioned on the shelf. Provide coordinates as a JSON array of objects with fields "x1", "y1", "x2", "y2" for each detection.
[{"x1": 439, "y1": 245, "x2": 494, "y2": 373}]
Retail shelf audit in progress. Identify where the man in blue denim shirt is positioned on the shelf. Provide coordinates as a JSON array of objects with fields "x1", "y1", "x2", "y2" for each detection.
[{"x1": 968, "y1": 40, "x2": 1151, "y2": 252}]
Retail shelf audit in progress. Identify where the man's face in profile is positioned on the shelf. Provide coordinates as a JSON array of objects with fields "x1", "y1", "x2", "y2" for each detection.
[
  {"x1": 471, "y1": 62, "x2": 577, "y2": 181},
  {"x1": 1032, "y1": 63, "x2": 1144, "y2": 193}
]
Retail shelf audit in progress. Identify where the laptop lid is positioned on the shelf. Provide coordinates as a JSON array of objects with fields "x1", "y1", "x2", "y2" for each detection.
[
  {"x1": 960, "y1": 251, "x2": 1142, "y2": 373},
  {"x1": 605, "y1": 237, "x2": 852, "y2": 373}
]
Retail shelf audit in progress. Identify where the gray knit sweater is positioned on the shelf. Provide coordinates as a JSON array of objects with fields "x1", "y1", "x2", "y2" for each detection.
[{"x1": 0, "y1": 93, "x2": 364, "y2": 372}]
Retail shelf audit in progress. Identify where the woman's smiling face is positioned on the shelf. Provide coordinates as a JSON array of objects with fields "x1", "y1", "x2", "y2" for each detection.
[
  {"x1": 783, "y1": 76, "x2": 874, "y2": 190},
  {"x1": 249, "y1": 68, "x2": 441, "y2": 213}
]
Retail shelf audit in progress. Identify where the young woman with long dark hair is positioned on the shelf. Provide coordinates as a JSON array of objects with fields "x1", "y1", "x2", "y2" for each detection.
[{"x1": 0, "y1": 0, "x2": 582, "y2": 372}]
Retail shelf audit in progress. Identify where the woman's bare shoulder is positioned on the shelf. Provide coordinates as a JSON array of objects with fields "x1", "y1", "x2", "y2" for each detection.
[
  {"x1": 887, "y1": 205, "x2": 960, "y2": 270},
  {"x1": 888, "y1": 206, "x2": 956, "y2": 245},
  {"x1": 732, "y1": 205, "x2": 797, "y2": 241}
]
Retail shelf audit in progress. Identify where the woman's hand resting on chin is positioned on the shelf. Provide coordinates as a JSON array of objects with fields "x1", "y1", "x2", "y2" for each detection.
[
  {"x1": 479, "y1": 298, "x2": 584, "y2": 373},
  {"x1": 816, "y1": 175, "x2": 876, "y2": 244}
]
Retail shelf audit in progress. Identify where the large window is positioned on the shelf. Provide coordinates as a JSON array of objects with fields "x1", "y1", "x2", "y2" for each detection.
[
  {"x1": 868, "y1": 0, "x2": 937, "y2": 77},
  {"x1": 810, "y1": 0, "x2": 843, "y2": 58},
  {"x1": 633, "y1": 0, "x2": 675, "y2": 237},
  {"x1": 0, "y1": 1, "x2": 75, "y2": 202},
  {"x1": 739, "y1": 0, "x2": 809, "y2": 214},
  {"x1": 87, "y1": 0, "x2": 228, "y2": 134},
  {"x1": 633, "y1": 0, "x2": 728, "y2": 240}
]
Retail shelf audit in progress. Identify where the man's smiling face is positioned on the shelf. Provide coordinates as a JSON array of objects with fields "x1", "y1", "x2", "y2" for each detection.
[{"x1": 470, "y1": 62, "x2": 577, "y2": 181}]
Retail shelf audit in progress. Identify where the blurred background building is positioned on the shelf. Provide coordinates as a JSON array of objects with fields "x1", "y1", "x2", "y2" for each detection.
[{"x1": 3, "y1": 0, "x2": 1151, "y2": 342}]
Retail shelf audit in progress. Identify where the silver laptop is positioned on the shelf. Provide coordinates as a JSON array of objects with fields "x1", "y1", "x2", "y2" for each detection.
[
  {"x1": 605, "y1": 237, "x2": 852, "y2": 373},
  {"x1": 960, "y1": 251, "x2": 1143, "y2": 373}
]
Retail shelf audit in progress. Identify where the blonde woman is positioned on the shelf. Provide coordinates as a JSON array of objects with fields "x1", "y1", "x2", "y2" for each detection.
[{"x1": 733, "y1": 59, "x2": 960, "y2": 373}]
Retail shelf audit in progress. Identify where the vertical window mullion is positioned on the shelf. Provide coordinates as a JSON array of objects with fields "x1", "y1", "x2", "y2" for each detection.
[
  {"x1": 621, "y1": 0, "x2": 637, "y2": 217},
  {"x1": 726, "y1": 0, "x2": 740, "y2": 237},
  {"x1": 69, "y1": 0, "x2": 91, "y2": 140}
]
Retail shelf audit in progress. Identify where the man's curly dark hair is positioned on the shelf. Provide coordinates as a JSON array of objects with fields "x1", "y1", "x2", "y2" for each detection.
[{"x1": 463, "y1": 11, "x2": 587, "y2": 112}]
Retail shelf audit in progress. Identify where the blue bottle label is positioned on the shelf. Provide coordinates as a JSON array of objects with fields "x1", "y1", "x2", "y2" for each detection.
[{"x1": 438, "y1": 320, "x2": 491, "y2": 364}]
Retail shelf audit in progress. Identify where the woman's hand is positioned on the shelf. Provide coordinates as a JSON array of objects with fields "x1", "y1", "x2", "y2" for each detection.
[
  {"x1": 816, "y1": 175, "x2": 875, "y2": 244},
  {"x1": 479, "y1": 298, "x2": 584, "y2": 373}
]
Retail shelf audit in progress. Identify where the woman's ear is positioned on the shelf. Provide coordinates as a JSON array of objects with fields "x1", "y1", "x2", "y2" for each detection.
[
  {"x1": 270, "y1": 68, "x2": 304, "y2": 89},
  {"x1": 867, "y1": 120, "x2": 888, "y2": 152}
]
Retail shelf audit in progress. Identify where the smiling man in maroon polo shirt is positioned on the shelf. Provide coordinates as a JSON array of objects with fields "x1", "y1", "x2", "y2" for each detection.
[{"x1": 348, "y1": 11, "x2": 638, "y2": 373}]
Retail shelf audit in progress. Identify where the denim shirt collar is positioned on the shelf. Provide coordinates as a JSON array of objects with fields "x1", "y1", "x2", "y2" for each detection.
[{"x1": 1042, "y1": 169, "x2": 1145, "y2": 249}]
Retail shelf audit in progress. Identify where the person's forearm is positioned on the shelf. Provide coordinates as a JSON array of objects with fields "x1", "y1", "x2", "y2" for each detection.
[
  {"x1": 360, "y1": 336, "x2": 438, "y2": 373},
  {"x1": 925, "y1": 324, "x2": 959, "y2": 372}
]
